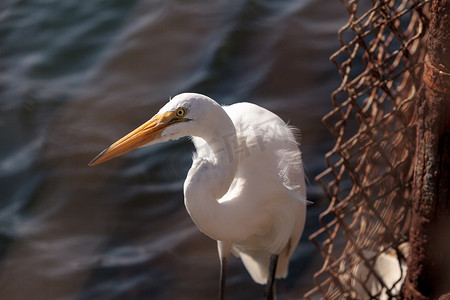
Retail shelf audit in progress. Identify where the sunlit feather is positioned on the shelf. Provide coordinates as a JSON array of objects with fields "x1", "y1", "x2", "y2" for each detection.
[{"x1": 90, "y1": 93, "x2": 308, "y2": 298}]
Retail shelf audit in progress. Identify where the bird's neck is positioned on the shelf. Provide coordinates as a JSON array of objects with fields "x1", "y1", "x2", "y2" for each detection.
[
  {"x1": 183, "y1": 111, "x2": 241, "y2": 241},
  {"x1": 194, "y1": 134, "x2": 239, "y2": 196}
]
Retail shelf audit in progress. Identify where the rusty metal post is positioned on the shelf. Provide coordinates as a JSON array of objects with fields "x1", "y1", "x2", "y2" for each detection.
[{"x1": 402, "y1": 0, "x2": 450, "y2": 299}]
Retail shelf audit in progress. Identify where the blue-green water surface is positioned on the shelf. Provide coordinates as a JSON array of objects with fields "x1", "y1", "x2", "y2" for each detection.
[{"x1": 0, "y1": 1, "x2": 348, "y2": 299}]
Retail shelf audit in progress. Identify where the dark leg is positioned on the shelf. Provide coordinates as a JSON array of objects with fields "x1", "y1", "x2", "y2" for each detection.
[
  {"x1": 263, "y1": 254, "x2": 279, "y2": 300},
  {"x1": 219, "y1": 257, "x2": 227, "y2": 300}
]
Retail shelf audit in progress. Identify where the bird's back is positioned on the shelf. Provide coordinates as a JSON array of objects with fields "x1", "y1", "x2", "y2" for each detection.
[
  {"x1": 221, "y1": 102, "x2": 307, "y2": 284},
  {"x1": 223, "y1": 102, "x2": 306, "y2": 201}
]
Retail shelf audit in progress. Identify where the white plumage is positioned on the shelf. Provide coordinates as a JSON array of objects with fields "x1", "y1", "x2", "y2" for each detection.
[{"x1": 89, "y1": 93, "x2": 308, "y2": 298}]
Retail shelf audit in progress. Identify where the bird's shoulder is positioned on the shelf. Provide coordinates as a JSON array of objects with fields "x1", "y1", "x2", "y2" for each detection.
[
  {"x1": 223, "y1": 102, "x2": 308, "y2": 203},
  {"x1": 222, "y1": 102, "x2": 289, "y2": 142},
  {"x1": 223, "y1": 102, "x2": 281, "y2": 125}
]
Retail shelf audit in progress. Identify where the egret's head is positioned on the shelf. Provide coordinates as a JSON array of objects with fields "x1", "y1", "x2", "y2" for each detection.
[{"x1": 89, "y1": 93, "x2": 222, "y2": 166}]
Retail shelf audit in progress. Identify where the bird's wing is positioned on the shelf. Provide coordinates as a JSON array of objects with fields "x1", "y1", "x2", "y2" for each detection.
[{"x1": 223, "y1": 102, "x2": 308, "y2": 204}]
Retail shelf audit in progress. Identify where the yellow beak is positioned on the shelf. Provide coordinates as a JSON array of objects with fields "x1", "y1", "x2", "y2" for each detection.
[{"x1": 89, "y1": 111, "x2": 183, "y2": 166}]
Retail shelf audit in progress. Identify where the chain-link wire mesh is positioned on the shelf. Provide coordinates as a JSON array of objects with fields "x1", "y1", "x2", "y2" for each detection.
[{"x1": 305, "y1": 1, "x2": 430, "y2": 299}]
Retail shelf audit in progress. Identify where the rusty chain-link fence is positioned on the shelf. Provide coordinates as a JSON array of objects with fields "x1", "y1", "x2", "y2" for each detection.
[{"x1": 304, "y1": 0, "x2": 431, "y2": 299}]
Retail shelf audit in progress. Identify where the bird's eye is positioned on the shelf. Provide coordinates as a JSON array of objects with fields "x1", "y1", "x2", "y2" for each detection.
[{"x1": 176, "y1": 107, "x2": 187, "y2": 118}]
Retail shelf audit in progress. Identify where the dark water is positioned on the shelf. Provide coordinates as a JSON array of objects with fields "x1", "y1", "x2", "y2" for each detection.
[{"x1": 0, "y1": 1, "x2": 348, "y2": 299}]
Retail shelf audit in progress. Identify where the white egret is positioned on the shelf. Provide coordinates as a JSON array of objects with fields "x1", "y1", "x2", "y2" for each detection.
[{"x1": 89, "y1": 93, "x2": 307, "y2": 300}]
